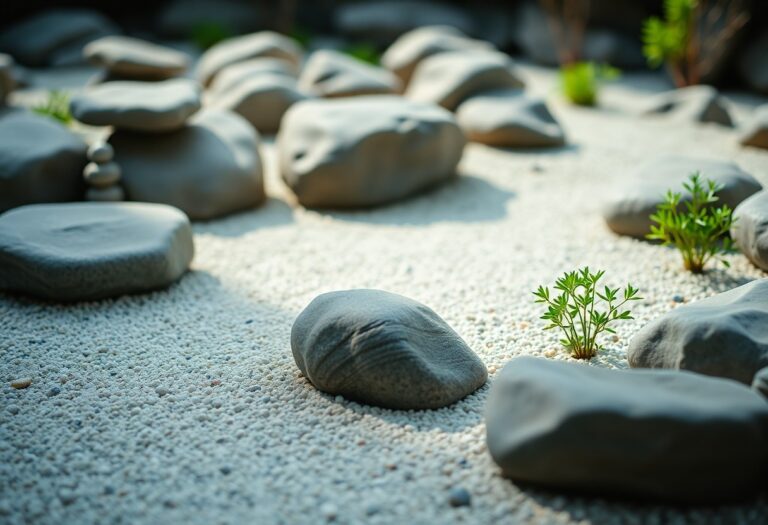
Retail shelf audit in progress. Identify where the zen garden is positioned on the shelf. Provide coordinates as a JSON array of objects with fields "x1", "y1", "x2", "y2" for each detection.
[{"x1": 2, "y1": 0, "x2": 768, "y2": 523}]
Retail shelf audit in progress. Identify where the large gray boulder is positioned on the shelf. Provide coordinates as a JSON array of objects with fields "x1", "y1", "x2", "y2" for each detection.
[
  {"x1": 628, "y1": 279, "x2": 768, "y2": 385},
  {"x1": 0, "y1": 109, "x2": 87, "y2": 213},
  {"x1": 70, "y1": 79, "x2": 202, "y2": 133},
  {"x1": 110, "y1": 109, "x2": 264, "y2": 220},
  {"x1": 642, "y1": 86, "x2": 733, "y2": 127},
  {"x1": 455, "y1": 90, "x2": 565, "y2": 148},
  {"x1": 291, "y1": 289, "x2": 487, "y2": 409},
  {"x1": 278, "y1": 96, "x2": 465, "y2": 208},
  {"x1": 732, "y1": 191, "x2": 768, "y2": 272},
  {"x1": 739, "y1": 104, "x2": 768, "y2": 150},
  {"x1": 0, "y1": 202, "x2": 193, "y2": 301},
  {"x1": 486, "y1": 357, "x2": 768, "y2": 503},
  {"x1": 602, "y1": 155, "x2": 761, "y2": 238},
  {"x1": 406, "y1": 50, "x2": 524, "y2": 111},
  {"x1": 298, "y1": 50, "x2": 401, "y2": 98},
  {"x1": 84, "y1": 36, "x2": 189, "y2": 80}
]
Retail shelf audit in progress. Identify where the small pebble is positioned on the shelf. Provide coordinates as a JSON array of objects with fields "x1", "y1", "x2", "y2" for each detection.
[
  {"x1": 448, "y1": 487, "x2": 471, "y2": 507},
  {"x1": 365, "y1": 503, "x2": 381, "y2": 516},
  {"x1": 220, "y1": 466, "x2": 232, "y2": 475},
  {"x1": 87, "y1": 142, "x2": 114, "y2": 163},
  {"x1": 320, "y1": 502, "x2": 338, "y2": 520},
  {"x1": 47, "y1": 386, "x2": 61, "y2": 397},
  {"x1": 10, "y1": 378, "x2": 31, "y2": 389},
  {"x1": 672, "y1": 294, "x2": 685, "y2": 303},
  {"x1": 155, "y1": 387, "x2": 169, "y2": 397}
]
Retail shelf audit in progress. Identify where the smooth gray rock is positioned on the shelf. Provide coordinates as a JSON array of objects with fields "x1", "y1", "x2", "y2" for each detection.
[
  {"x1": 298, "y1": 50, "x2": 401, "y2": 98},
  {"x1": 0, "y1": 9, "x2": 119, "y2": 67},
  {"x1": 381, "y1": 26, "x2": 492, "y2": 87},
  {"x1": 208, "y1": 58, "x2": 297, "y2": 95},
  {"x1": 70, "y1": 79, "x2": 202, "y2": 133},
  {"x1": 739, "y1": 104, "x2": 768, "y2": 150},
  {"x1": 732, "y1": 191, "x2": 768, "y2": 272},
  {"x1": 84, "y1": 161, "x2": 121, "y2": 188},
  {"x1": 642, "y1": 86, "x2": 733, "y2": 127},
  {"x1": 406, "y1": 50, "x2": 524, "y2": 111},
  {"x1": 486, "y1": 356, "x2": 768, "y2": 503},
  {"x1": 0, "y1": 109, "x2": 87, "y2": 213},
  {"x1": 291, "y1": 289, "x2": 487, "y2": 409},
  {"x1": 753, "y1": 367, "x2": 768, "y2": 398},
  {"x1": 87, "y1": 142, "x2": 113, "y2": 163},
  {"x1": 278, "y1": 96, "x2": 465, "y2": 208},
  {"x1": 84, "y1": 36, "x2": 189, "y2": 80},
  {"x1": 455, "y1": 90, "x2": 565, "y2": 148},
  {"x1": 739, "y1": 31, "x2": 768, "y2": 95},
  {"x1": 628, "y1": 279, "x2": 768, "y2": 385},
  {"x1": 0, "y1": 202, "x2": 193, "y2": 301},
  {"x1": 197, "y1": 31, "x2": 302, "y2": 87},
  {"x1": 110, "y1": 109, "x2": 264, "y2": 220},
  {"x1": 602, "y1": 155, "x2": 761, "y2": 238}
]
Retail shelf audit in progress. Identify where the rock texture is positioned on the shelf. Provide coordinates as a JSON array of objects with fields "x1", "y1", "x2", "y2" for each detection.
[
  {"x1": 602, "y1": 155, "x2": 761, "y2": 238},
  {"x1": 642, "y1": 86, "x2": 733, "y2": 127},
  {"x1": 298, "y1": 50, "x2": 400, "y2": 98},
  {"x1": 732, "y1": 191, "x2": 768, "y2": 272},
  {"x1": 0, "y1": 202, "x2": 193, "y2": 301},
  {"x1": 70, "y1": 79, "x2": 201, "y2": 133},
  {"x1": 456, "y1": 90, "x2": 565, "y2": 147},
  {"x1": 291, "y1": 289, "x2": 487, "y2": 409},
  {"x1": 406, "y1": 50, "x2": 524, "y2": 111},
  {"x1": 0, "y1": 109, "x2": 87, "y2": 213},
  {"x1": 486, "y1": 357, "x2": 768, "y2": 504},
  {"x1": 278, "y1": 96, "x2": 465, "y2": 208},
  {"x1": 739, "y1": 104, "x2": 768, "y2": 150},
  {"x1": 628, "y1": 279, "x2": 768, "y2": 385},
  {"x1": 84, "y1": 36, "x2": 189, "y2": 80},
  {"x1": 110, "y1": 109, "x2": 264, "y2": 220},
  {"x1": 197, "y1": 31, "x2": 302, "y2": 87}
]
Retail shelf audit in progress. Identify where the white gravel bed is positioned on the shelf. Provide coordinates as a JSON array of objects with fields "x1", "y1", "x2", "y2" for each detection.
[{"x1": 2, "y1": 66, "x2": 768, "y2": 524}]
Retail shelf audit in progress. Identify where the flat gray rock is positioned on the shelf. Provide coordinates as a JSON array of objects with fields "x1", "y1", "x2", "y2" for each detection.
[
  {"x1": 110, "y1": 109, "x2": 264, "y2": 220},
  {"x1": 0, "y1": 109, "x2": 87, "y2": 213},
  {"x1": 278, "y1": 96, "x2": 465, "y2": 208},
  {"x1": 642, "y1": 86, "x2": 733, "y2": 127},
  {"x1": 84, "y1": 36, "x2": 189, "y2": 80},
  {"x1": 291, "y1": 289, "x2": 487, "y2": 409},
  {"x1": 602, "y1": 155, "x2": 761, "y2": 238},
  {"x1": 739, "y1": 104, "x2": 768, "y2": 150},
  {"x1": 207, "y1": 73, "x2": 305, "y2": 134},
  {"x1": 381, "y1": 25, "x2": 492, "y2": 87},
  {"x1": 298, "y1": 50, "x2": 400, "y2": 98},
  {"x1": 71, "y1": 79, "x2": 201, "y2": 132},
  {"x1": 406, "y1": 50, "x2": 524, "y2": 111},
  {"x1": 197, "y1": 31, "x2": 302, "y2": 87},
  {"x1": 739, "y1": 31, "x2": 768, "y2": 95},
  {"x1": 208, "y1": 58, "x2": 297, "y2": 95},
  {"x1": 628, "y1": 279, "x2": 768, "y2": 385},
  {"x1": 0, "y1": 202, "x2": 193, "y2": 301},
  {"x1": 486, "y1": 356, "x2": 768, "y2": 503},
  {"x1": 732, "y1": 191, "x2": 768, "y2": 272},
  {"x1": 455, "y1": 90, "x2": 565, "y2": 147}
]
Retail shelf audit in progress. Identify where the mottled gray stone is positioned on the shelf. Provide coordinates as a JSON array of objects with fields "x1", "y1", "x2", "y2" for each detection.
[
  {"x1": 84, "y1": 36, "x2": 189, "y2": 80},
  {"x1": 732, "y1": 191, "x2": 768, "y2": 272},
  {"x1": 486, "y1": 356, "x2": 768, "y2": 503},
  {"x1": 278, "y1": 96, "x2": 465, "y2": 208},
  {"x1": 298, "y1": 50, "x2": 400, "y2": 98},
  {"x1": 0, "y1": 109, "x2": 87, "y2": 213},
  {"x1": 628, "y1": 279, "x2": 768, "y2": 385},
  {"x1": 642, "y1": 86, "x2": 733, "y2": 127},
  {"x1": 0, "y1": 202, "x2": 193, "y2": 301},
  {"x1": 602, "y1": 155, "x2": 761, "y2": 238},
  {"x1": 291, "y1": 289, "x2": 487, "y2": 409},
  {"x1": 739, "y1": 104, "x2": 768, "y2": 150}
]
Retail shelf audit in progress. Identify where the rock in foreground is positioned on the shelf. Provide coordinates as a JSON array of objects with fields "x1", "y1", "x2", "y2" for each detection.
[
  {"x1": 278, "y1": 96, "x2": 465, "y2": 208},
  {"x1": 628, "y1": 279, "x2": 768, "y2": 385},
  {"x1": 0, "y1": 202, "x2": 193, "y2": 301},
  {"x1": 486, "y1": 357, "x2": 768, "y2": 503},
  {"x1": 291, "y1": 289, "x2": 487, "y2": 409}
]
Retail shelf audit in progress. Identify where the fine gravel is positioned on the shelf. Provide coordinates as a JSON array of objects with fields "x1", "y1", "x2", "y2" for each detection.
[{"x1": 2, "y1": 64, "x2": 768, "y2": 524}]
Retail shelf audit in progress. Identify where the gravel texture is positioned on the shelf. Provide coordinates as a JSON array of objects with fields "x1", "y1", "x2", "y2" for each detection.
[{"x1": 2, "y1": 64, "x2": 768, "y2": 524}]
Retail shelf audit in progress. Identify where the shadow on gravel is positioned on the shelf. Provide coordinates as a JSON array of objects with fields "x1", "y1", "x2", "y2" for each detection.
[
  {"x1": 192, "y1": 197, "x2": 295, "y2": 238},
  {"x1": 495, "y1": 143, "x2": 581, "y2": 156},
  {"x1": 696, "y1": 270, "x2": 756, "y2": 294}
]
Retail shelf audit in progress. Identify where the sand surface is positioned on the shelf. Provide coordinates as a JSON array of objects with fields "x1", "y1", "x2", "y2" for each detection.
[{"x1": 2, "y1": 64, "x2": 768, "y2": 524}]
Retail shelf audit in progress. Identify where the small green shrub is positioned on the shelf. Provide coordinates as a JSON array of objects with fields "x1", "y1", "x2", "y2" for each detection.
[
  {"x1": 647, "y1": 173, "x2": 737, "y2": 273},
  {"x1": 33, "y1": 90, "x2": 72, "y2": 125},
  {"x1": 559, "y1": 62, "x2": 619, "y2": 106},
  {"x1": 534, "y1": 268, "x2": 642, "y2": 360},
  {"x1": 190, "y1": 22, "x2": 235, "y2": 50},
  {"x1": 343, "y1": 43, "x2": 380, "y2": 66}
]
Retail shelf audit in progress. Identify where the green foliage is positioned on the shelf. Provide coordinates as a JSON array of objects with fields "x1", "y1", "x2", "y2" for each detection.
[
  {"x1": 647, "y1": 173, "x2": 737, "y2": 273},
  {"x1": 289, "y1": 27, "x2": 312, "y2": 49},
  {"x1": 343, "y1": 43, "x2": 380, "y2": 65},
  {"x1": 534, "y1": 268, "x2": 642, "y2": 360},
  {"x1": 642, "y1": 0, "x2": 696, "y2": 68},
  {"x1": 190, "y1": 22, "x2": 235, "y2": 50},
  {"x1": 559, "y1": 62, "x2": 619, "y2": 106},
  {"x1": 32, "y1": 90, "x2": 72, "y2": 125}
]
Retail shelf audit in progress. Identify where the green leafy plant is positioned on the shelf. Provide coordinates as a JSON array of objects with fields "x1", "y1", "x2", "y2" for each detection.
[
  {"x1": 559, "y1": 62, "x2": 619, "y2": 106},
  {"x1": 647, "y1": 172, "x2": 737, "y2": 273},
  {"x1": 343, "y1": 43, "x2": 380, "y2": 66},
  {"x1": 190, "y1": 22, "x2": 235, "y2": 50},
  {"x1": 33, "y1": 90, "x2": 72, "y2": 125},
  {"x1": 642, "y1": 0, "x2": 748, "y2": 87},
  {"x1": 534, "y1": 268, "x2": 642, "y2": 360}
]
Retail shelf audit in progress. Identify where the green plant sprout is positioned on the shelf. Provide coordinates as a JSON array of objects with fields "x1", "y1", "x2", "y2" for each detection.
[
  {"x1": 647, "y1": 173, "x2": 737, "y2": 273},
  {"x1": 534, "y1": 268, "x2": 642, "y2": 360},
  {"x1": 33, "y1": 90, "x2": 72, "y2": 125},
  {"x1": 559, "y1": 62, "x2": 619, "y2": 106}
]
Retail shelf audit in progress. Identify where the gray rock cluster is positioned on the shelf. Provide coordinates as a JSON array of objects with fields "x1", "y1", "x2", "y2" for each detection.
[{"x1": 84, "y1": 142, "x2": 123, "y2": 202}]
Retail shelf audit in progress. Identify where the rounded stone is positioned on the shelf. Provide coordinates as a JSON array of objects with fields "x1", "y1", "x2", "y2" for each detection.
[
  {"x1": 87, "y1": 142, "x2": 114, "y2": 163},
  {"x1": 86, "y1": 185, "x2": 125, "y2": 202},
  {"x1": 0, "y1": 202, "x2": 194, "y2": 301},
  {"x1": 84, "y1": 36, "x2": 189, "y2": 80},
  {"x1": 84, "y1": 161, "x2": 121, "y2": 187},
  {"x1": 298, "y1": 49, "x2": 400, "y2": 98},
  {"x1": 291, "y1": 289, "x2": 487, "y2": 409}
]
